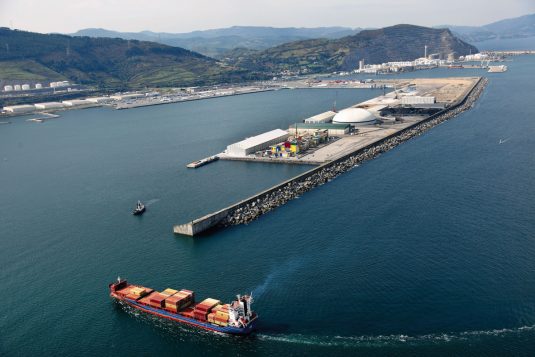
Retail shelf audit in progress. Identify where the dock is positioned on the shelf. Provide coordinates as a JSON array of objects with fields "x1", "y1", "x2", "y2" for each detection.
[
  {"x1": 116, "y1": 88, "x2": 278, "y2": 110},
  {"x1": 174, "y1": 77, "x2": 487, "y2": 236},
  {"x1": 186, "y1": 155, "x2": 219, "y2": 168},
  {"x1": 25, "y1": 112, "x2": 60, "y2": 123}
]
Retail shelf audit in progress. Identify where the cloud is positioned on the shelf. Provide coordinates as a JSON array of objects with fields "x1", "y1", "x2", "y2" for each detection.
[{"x1": 0, "y1": 0, "x2": 533, "y2": 34}]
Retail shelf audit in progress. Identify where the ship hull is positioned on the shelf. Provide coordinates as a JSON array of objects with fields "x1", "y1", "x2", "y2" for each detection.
[
  {"x1": 132, "y1": 207, "x2": 145, "y2": 215},
  {"x1": 111, "y1": 292, "x2": 256, "y2": 335}
]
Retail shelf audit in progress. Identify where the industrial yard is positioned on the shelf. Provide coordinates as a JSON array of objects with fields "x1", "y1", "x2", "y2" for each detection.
[
  {"x1": 211, "y1": 77, "x2": 479, "y2": 166},
  {"x1": 175, "y1": 76, "x2": 487, "y2": 236}
]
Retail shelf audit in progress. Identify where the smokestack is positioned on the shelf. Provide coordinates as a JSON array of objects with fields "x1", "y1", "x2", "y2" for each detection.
[{"x1": 424, "y1": 45, "x2": 428, "y2": 58}]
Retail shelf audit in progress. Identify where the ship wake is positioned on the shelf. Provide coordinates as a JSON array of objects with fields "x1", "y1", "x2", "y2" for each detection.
[{"x1": 257, "y1": 324, "x2": 535, "y2": 348}]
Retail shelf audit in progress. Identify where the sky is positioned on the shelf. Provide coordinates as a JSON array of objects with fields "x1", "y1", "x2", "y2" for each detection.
[{"x1": 1, "y1": 0, "x2": 534, "y2": 34}]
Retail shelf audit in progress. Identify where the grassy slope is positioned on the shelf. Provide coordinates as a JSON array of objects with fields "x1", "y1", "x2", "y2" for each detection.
[{"x1": 0, "y1": 60, "x2": 66, "y2": 81}]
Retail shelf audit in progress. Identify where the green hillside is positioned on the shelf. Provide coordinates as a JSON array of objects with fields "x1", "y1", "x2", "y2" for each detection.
[
  {"x1": 0, "y1": 28, "x2": 257, "y2": 89},
  {"x1": 230, "y1": 25, "x2": 479, "y2": 74}
]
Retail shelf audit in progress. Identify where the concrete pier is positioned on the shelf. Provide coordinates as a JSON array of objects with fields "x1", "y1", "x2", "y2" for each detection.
[{"x1": 174, "y1": 77, "x2": 487, "y2": 236}]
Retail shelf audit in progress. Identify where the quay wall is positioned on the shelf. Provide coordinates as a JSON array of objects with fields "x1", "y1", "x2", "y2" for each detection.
[{"x1": 174, "y1": 77, "x2": 487, "y2": 236}]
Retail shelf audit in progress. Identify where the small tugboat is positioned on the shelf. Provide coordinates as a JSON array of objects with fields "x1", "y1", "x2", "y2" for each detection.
[{"x1": 132, "y1": 201, "x2": 145, "y2": 215}]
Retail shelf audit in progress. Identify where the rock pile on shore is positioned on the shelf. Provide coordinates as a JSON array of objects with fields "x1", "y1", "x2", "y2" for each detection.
[{"x1": 222, "y1": 78, "x2": 488, "y2": 227}]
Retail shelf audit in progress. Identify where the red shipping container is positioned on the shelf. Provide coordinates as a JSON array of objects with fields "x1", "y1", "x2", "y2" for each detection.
[
  {"x1": 182, "y1": 311, "x2": 194, "y2": 318},
  {"x1": 150, "y1": 293, "x2": 167, "y2": 304}
]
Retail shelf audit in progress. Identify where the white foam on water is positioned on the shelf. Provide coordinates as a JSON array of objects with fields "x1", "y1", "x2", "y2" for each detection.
[
  {"x1": 257, "y1": 325, "x2": 535, "y2": 348},
  {"x1": 252, "y1": 258, "x2": 306, "y2": 299},
  {"x1": 145, "y1": 198, "x2": 160, "y2": 206}
]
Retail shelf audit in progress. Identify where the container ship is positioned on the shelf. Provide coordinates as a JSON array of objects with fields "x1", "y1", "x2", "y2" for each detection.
[{"x1": 109, "y1": 278, "x2": 257, "y2": 335}]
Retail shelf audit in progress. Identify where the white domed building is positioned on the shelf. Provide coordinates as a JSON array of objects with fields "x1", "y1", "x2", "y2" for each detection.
[{"x1": 332, "y1": 108, "x2": 376, "y2": 126}]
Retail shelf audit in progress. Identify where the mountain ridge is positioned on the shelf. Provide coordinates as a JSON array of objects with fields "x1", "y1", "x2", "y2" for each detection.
[
  {"x1": 438, "y1": 13, "x2": 535, "y2": 42},
  {"x1": 71, "y1": 26, "x2": 362, "y2": 58},
  {"x1": 229, "y1": 24, "x2": 478, "y2": 74}
]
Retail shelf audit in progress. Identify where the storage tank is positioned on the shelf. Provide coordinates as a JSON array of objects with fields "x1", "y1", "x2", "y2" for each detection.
[
  {"x1": 35, "y1": 83, "x2": 42, "y2": 89},
  {"x1": 21, "y1": 84, "x2": 30, "y2": 90},
  {"x1": 4, "y1": 85, "x2": 13, "y2": 92},
  {"x1": 14, "y1": 84, "x2": 21, "y2": 91},
  {"x1": 332, "y1": 108, "x2": 376, "y2": 126}
]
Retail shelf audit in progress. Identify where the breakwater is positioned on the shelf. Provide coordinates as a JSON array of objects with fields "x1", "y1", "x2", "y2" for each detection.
[{"x1": 174, "y1": 77, "x2": 487, "y2": 236}]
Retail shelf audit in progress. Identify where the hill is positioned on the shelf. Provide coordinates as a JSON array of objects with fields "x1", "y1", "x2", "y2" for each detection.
[
  {"x1": 229, "y1": 24, "x2": 478, "y2": 74},
  {"x1": 440, "y1": 13, "x2": 535, "y2": 42},
  {"x1": 71, "y1": 26, "x2": 361, "y2": 58},
  {"x1": 0, "y1": 28, "x2": 254, "y2": 90}
]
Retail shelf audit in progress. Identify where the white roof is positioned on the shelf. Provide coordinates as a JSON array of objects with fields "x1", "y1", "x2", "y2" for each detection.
[
  {"x1": 34, "y1": 102, "x2": 64, "y2": 107},
  {"x1": 333, "y1": 108, "x2": 375, "y2": 124},
  {"x1": 4, "y1": 104, "x2": 35, "y2": 110},
  {"x1": 305, "y1": 110, "x2": 336, "y2": 122},
  {"x1": 230, "y1": 129, "x2": 288, "y2": 150}
]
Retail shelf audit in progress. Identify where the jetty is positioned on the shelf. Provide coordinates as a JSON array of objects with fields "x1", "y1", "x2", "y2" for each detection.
[{"x1": 174, "y1": 77, "x2": 487, "y2": 236}]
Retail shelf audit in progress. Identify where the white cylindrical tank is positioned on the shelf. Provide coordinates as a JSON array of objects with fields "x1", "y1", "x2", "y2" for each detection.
[
  {"x1": 14, "y1": 84, "x2": 21, "y2": 91},
  {"x1": 4, "y1": 85, "x2": 13, "y2": 92},
  {"x1": 21, "y1": 84, "x2": 30, "y2": 90},
  {"x1": 50, "y1": 82, "x2": 57, "y2": 88},
  {"x1": 35, "y1": 83, "x2": 42, "y2": 89}
]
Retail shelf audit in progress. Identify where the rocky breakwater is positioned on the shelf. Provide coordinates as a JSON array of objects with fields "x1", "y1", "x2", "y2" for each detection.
[{"x1": 222, "y1": 77, "x2": 488, "y2": 227}]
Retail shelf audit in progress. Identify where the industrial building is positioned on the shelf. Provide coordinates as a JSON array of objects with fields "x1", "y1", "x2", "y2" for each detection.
[
  {"x1": 34, "y1": 102, "x2": 65, "y2": 110},
  {"x1": 50, "y1": 81, "x2": 70, "y2": 88},
  {"x1": 400, "y1": 96, "x2": 436, "y2": 105},
  {"x1": 3, "y1": 104, "x2": 36, "y2": 114},
  {"x1": 304, "y1": 110, "x2": 336, "y2": 124},
  {"x1": 290, "y1": 123, "x2": 350, "y2": 136},
  {"x1": 332, "y1": 108, "x2": 376, "y2": 126},
  {"x1": 226, "y1": 129, "x2": 289, "y2": 157},
  {"x1": 110, "y1": 93, "x2": 145, "y2": 100},
  {"x1": 86, "y1": 97, "x2": 110, "y2": 103},
  {"x1": 62, "y1": 99, "x2": 92, "y2": 107}
]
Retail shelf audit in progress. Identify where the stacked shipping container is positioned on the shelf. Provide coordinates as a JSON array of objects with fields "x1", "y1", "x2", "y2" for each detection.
[
  {"x1": 208, "y1": 304, "x2": 230, "y2": 327},
  {"x1": 193, "y1": 298, "x2": 221, "y2": 322},
  {"x1": 165, "y1": 289, "x2": 195, "y2": 312},
  {"x1": 114, "y1": 284, "x2": 235, "y2": 327}
]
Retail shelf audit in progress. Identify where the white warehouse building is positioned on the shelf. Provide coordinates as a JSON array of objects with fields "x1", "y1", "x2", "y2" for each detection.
[
  {"x1": 3, "y1": 104, "x2": 36, "y2": 114},
  {"x1": 304, "y1": 110, "x2": 336, "y2": 124},
  {"x1": 226, "y1": 129, "x2": 289, "y2": 157},
  {"x1": 62, "y1": 99, "x2": 92, "y2": 107},
  {"x1": 34, "y1": 102, "x2": 65, "y2": 110},
  {"x1": 401, "y1": 96, "x2": 435, "y2": 105}
]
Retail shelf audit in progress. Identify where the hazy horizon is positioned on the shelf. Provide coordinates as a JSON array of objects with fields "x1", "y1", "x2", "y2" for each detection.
[{"x1": 1, "y1": 0, "x2": 534, "y2": 35}]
